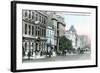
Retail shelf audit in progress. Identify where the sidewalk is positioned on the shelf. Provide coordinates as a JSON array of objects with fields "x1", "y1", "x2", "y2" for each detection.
[{"x1": 23, "y1": 55, "x2": 46, "y2": 60}]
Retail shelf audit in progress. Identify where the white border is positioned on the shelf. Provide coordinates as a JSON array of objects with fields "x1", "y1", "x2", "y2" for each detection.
[{"x1": 16, "y1": 3, "x2": 96, "y2": 70}]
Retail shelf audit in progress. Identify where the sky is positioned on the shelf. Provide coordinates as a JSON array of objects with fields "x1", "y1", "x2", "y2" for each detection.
[{"x1": 62, "y1": 12, "x2": 92, "y2": 39}]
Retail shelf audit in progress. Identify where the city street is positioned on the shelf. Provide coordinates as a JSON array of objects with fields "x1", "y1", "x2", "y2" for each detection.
[{"x1": 23, "y1": 53, "x2": 91, "y2": 63}]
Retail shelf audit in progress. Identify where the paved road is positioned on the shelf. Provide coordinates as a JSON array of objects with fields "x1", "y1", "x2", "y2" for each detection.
[{"x1": 23, "y1": 53, "x2": 91, "y2": 63}]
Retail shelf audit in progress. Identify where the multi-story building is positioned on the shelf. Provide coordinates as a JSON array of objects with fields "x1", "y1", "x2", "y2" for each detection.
[
  {"x1": 22, "y1": 10, "x2": 48, "y2": 58},
  {"x1": 46, "y1": 13, "x2": 55, "y2": 53},
  {"x1": 51, "y1": 12, "x2": 66, "y2": 53},
  {"x1": 65, "y1": 25, "x2": 91, "y2": 54},
  {"x1": 56, "y1": 15, "x2": 66, "y2": 37},
  {"x1": 77, "y1": 35, "x2": 91, "y2": 49},
  {"x1": 65, "y1": 25, "x2": 78, "y2": 49},
  {"x1": 76, "y1": 35, "x2": 91, "y2": 54}
]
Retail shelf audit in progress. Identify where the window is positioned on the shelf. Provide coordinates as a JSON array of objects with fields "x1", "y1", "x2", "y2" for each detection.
[
  {"x1": 35, "y1": 26, "x2": 37, "y2": 36},
  {"x1": 40, "y1": 28, "x2": 41, "y2": 37},
  {"x1": 42, "y1": 43, "x2": 44, "y2": 50},
  {"x1": 36, "y1": 14, "x2": 38, "y2": 21},
  {"x1": 43, "y1": 29, "x2": 44, "y2": 37},
  {"x1": 25, "y1": 10, "x2": 27, "y2": 17},
  {"x1": 47, "y1": 30, "x2": 49, "y2": 36},
  {"x1": 42, "y1": 29, "x2": 45, "y2": 37},
  {"x1": 32, "y1": 43, "x2": 34, "y2": 47},
  {"x1": 32, "y1": 26, "x2": 34, "y2": 36},
  {"x1": 25, "y1": 24, "x2": 27, "y2": 34},
  {"x1": 32, "y1": 12, "x2": 34, "y2": 19},
  {"x1": 29, "y1": 10, "x2": 31, "y2": 19},
  {"x1": 40, "y1": 28, "x2": 42, "y2": 37},
  {"x1": 42, "y1": 17, "x2": 44, "y2": 23},
  {"x1": 41, "y1": 16, "x2": 42, "y2": 22},
  {"x1": 25, "y1": 42, "x2": 27, "y2": 51},
  {"x1": 44, "y1": 17, "x2": 46, "y2": 24},
  {"x1": 42, "y1": 29, "x2": 44, "y2": 37},
  {"x1": 38, "y1": 27, "x2": 40, "y2": 36},
  {"x1": 29, "y1": 25, "x2": 31, "y2": 35},
  {"x1": 39, "y1": 15, "x2": 41, "y2": 22},
  {"x1": 44, "y1": 29, "x2": 46, "y2": 37},
  {"x1": 38, "y1": 26, "x2": 40, "y2": 30}
]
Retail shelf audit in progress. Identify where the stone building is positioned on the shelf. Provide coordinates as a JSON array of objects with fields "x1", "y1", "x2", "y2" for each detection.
[
  {"x1": 76, "y1": 35, "x2": 91, "y2": 54},
  {"x1": 50, "y1": 12, "x2": 66, "y2": 53},
  {"x1": 77, "y1": 35, "x2": 91, "y2": 49},
  {"x1": 56, "y1": 15, "x2": 66, "y2": 37},
  {"x1": 46, "y1": 13, "x2": 55, "y2": 53},
  {"x1": 22, "y1": 10, "x2": 48, "y2": 58},
  {"x1": 65, "y1": 25, "x2": 78, "y2": 49},
  {"x1": 65, "y1": 25, "x2": 91, "y2": 54}
]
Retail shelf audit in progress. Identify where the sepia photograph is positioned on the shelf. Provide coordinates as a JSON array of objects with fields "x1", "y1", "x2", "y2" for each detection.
[
  {"x1": 22, "y1": 10, "x2": 91, "y2": 63},
  {"x1": 11, "y1": 1, "x2": 97, "y2": 72}
]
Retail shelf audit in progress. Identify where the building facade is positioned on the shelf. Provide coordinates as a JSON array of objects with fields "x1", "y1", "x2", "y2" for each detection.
[
  {"x1": 51, "y1": 12, "x2": 66, "y2": 53},
  {"x1": 77, "y1": 35, "x2": 91, "y2": 49},
  {"x1": 56, "y1": 15, "x2": 66, "y2": 37},
  {"x1": 46, "y1": 13, "x2": 55, "y2": 53},
  {"x1": 65, "y1": 25, "x2": 78, "y2": 49},
  {"x1": 22, "y1": 10, "x2": 48, "y2": 58}
]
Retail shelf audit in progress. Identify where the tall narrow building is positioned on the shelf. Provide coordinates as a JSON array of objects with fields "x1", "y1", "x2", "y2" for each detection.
[{"x1": 51, "y1": 12, "x2": 66, "y2": 53}]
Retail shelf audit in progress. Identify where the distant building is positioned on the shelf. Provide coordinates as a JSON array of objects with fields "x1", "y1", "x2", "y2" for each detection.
[
  {"x1": 46, "y1": 13, "x2": 55, "y2": 52},
  {"x1": 77, "y1": 35, "x2": 91, "y2": 49},
  {"x1": 22, "y1": 10, "x2": 48, "y2": 57},
  {"x1": 65, "y1": 25, "x2": 78, "y2": 49}
]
